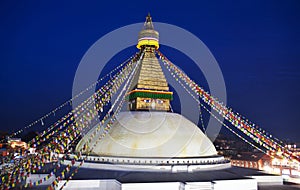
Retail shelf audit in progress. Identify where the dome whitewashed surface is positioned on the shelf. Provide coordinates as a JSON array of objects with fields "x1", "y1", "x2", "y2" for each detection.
[{"x1": 76, "y1": 111, "x2": 218, "y2": 158}]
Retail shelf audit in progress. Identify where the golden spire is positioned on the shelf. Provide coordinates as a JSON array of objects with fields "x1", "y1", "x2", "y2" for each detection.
[{"x1": 128, "y1": 15, "x2": 172, "y2": 111}]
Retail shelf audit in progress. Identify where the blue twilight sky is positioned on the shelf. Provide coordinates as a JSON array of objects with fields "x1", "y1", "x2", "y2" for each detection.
[{"x1": 0, "y1": 1, "x2": 300, "y2": 142}]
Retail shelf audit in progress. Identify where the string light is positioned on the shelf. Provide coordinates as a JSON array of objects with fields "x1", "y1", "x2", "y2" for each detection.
[
  {"x1": 1, "y1": 54, "x2": 137, "y2": 143},
  {"x1": 165, "y1": 64, "x2": 269, "y2": 156},
  {"x1": 0, "y1": 53, "x2": 142, "y2": 189},
  {"x1": 51, "y1": 50, "x2": 144, "y2": 190},
  {"x1": 2, "y1": 47, "x2": 298, "y2": 189},
  {"x1": 157, "y1": 50, "x2": 298, "y2": 161}
]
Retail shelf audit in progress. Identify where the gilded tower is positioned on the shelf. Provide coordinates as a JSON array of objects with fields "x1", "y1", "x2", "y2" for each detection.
[{"x1": 127, "y1": 14, "x2": 173, "y2": 111}]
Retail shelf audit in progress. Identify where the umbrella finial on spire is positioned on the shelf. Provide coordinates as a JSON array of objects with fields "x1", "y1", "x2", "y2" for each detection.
[{"x1": 137, "y1": 14, "x2": 159, "y2": 49}]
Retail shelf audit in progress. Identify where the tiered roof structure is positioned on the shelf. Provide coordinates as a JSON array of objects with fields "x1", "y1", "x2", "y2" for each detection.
[{"x1": 128, "y1": 14, "x2": 172, "y2": 111}]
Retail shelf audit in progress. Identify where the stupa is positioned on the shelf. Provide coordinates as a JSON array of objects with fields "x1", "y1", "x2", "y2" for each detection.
[
  {"x1": 31, "y1": 15, "x2": 284, "y2": 190},
  {"x1": 74, "y1": 14, "x2": 229, "y2": 172}
]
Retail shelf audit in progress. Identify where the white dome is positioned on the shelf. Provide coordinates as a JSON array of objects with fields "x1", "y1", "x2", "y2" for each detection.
[{"x1": 77, "y1": 111, "x2": 217, "y2": 158}]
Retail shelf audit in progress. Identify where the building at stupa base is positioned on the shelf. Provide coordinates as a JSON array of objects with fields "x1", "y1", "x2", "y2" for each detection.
[{"x1": 54, "y1": 166, "x2": 283, "y2": 190}]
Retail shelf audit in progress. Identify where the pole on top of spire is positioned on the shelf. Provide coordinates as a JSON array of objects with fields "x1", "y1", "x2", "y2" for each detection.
[{"x1": 137, "y1": 13, "x2": 159, "y2": 49}]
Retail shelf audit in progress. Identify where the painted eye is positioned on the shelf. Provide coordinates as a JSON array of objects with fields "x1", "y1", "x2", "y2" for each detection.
[
  {"x1": 144, "y1": 99, "x2": 151, "y2": 103},
  {"x1": 157, "y1": 100, "x2": 163, "y2": 104}
]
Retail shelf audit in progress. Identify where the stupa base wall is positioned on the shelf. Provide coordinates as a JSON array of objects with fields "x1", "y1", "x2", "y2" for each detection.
[{"x1": 64, "y1": 154, "x2": 231, "y2": 172}]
